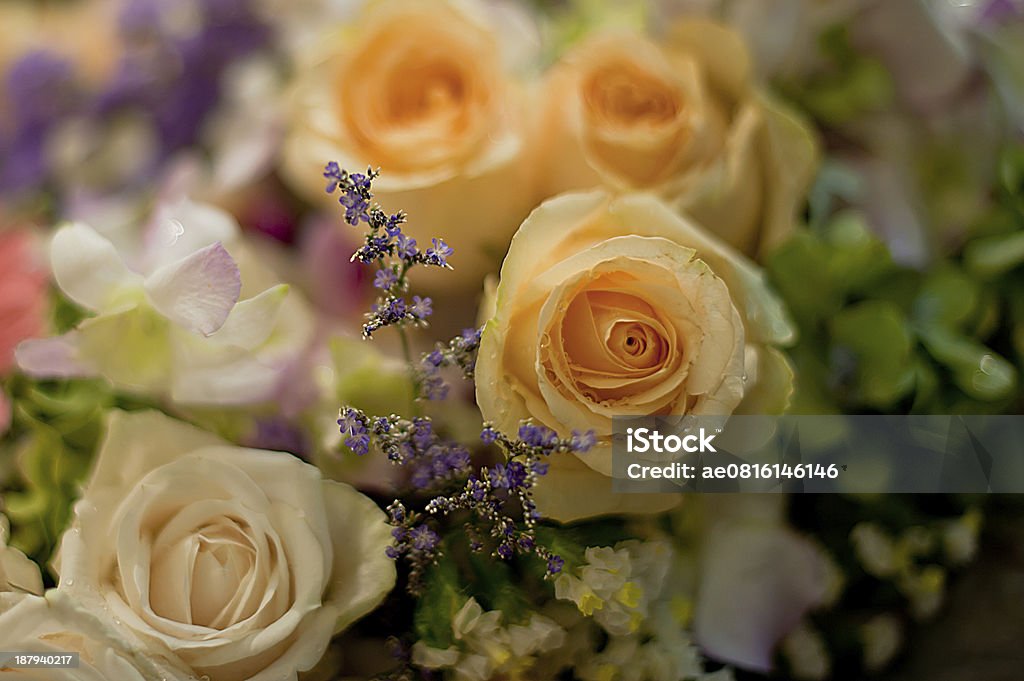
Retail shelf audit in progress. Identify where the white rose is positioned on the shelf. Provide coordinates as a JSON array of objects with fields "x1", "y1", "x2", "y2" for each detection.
[
  {"x1": 0, "y1": 590, "x2": 194, "y2": 681},
  {"x1": 0, "y1": 515, "x2": 43, "y2": 595},
  {"x1": 56, "y1": 410, "x2": 396, "y2": 681}
]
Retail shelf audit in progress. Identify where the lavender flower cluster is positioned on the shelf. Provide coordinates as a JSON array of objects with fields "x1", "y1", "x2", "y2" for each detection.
[
  {"x1": 337, "y1": 407, "x2": 471, "y2": 490},
  {"x1": 338, "y1": 406, "x2": 594, "y2": 593},
  {"x1": 323, "y1": 162, "x2": 453, "y2": 338},
  {"x1": 0, "y1": 0, "x2": 270, "y2": 197},
  {"x1": 418, "y1": 327, "x2": 483, "y2": 400},
  {"x1": 327, "y1": 162, "x2": 594, "y2": 593}
]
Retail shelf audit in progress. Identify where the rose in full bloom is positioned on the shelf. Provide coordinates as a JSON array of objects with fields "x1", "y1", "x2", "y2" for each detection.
[
  {"x1": 16, "y1": 200, "x2": 314, "y2": 406},
  {"x1": 281, "y1": 0, "x2": 539, "y2": 289},
  {"x1": 476, "y1": 191, "x2": 795, "y2": 521},
  {"x1": 535, "y1": 22, "x2": 818, "y2": 258},
  {"x1": 1, "y1": 514, "x2": 43, "y2": 595},
  {"x1": 57, "y1": 410, "x2": 396, "y2": 681},
  {"x1": 0, "y1": 229, "x2": 48, "y2": 374},
  {"x1": 0, "y1": 591, "x2": 194, "y2": 681}
]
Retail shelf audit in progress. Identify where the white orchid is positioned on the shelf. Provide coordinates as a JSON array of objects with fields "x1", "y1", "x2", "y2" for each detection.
[{"x1": 16, "y1": 200, "x2": 313, "y2": 406}]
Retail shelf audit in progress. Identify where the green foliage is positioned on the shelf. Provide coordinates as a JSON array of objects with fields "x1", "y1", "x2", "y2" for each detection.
[
  {"x1": 768, "y1": 168, "x2": 1024, "y2": 414},
  {"x1": 414, "y1": 552, "x2": 466, "y2": 649},
  {"x1": 1, "y1": 378, "x2": 114, "y2": 565},
  {"x1": 777, "y1": 25, "x2": 894, "y2": 127}
]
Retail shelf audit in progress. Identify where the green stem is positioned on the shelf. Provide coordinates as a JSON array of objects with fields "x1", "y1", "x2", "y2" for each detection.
[{"x1": 398, "y1": 326, "x2": 422, "y2": 416}]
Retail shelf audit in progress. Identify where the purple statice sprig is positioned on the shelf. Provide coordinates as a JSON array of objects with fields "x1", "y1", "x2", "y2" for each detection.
[
  {"x1": 418, "y1": 326, "x2": 483, "y2": 400},
  {"x1": 338, "y1": 406, "x2": 596, "y2": 594},
  {"x1": 423, "y1": 421, "x2": 595, "y2": 582},
  {"x1": 323, "y1": 163, "x2": 453, "y2": 339}
]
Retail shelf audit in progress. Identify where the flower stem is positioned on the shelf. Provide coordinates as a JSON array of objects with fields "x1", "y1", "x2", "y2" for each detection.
[{"x1": 398, "y1": 326, "x2": 421, "y2": 416}]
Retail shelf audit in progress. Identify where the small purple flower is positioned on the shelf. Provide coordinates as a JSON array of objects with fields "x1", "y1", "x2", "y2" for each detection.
[
  {"x1": 421, "y1": 374, "x2": 449, "y2": 400},
  {"x1": 396, "y1": 233, "x2": 418, "y2": 258},
  {"x1": 518, "y1": 423, "x2": 558, "y2": 448},
  {"x1": 374, "y1": 268, "x2": 398, "y2": 290},
  {"x1": 412, "y1": 418, "x2": 434, "y2": 449},
  {"x1": 385, "y1": 546, "x2": 400, "y2": 559},
  {"x1": 344, "y1": 432, "x2": 370, "y2": 455},
  {"x1": 340, "y1": 191, "x2": 370, "y2": 225},
  {"x1": 338, "y1": 408, "x2": 366, "y2": 436},
  {"x1": 425, "y1": 350, "x2": 444, "y2": 368},
  {"x1": 426, "y1": 238, "x2": 454, "y2": 267},
  {"x1": 496, "y1": 543, "x2": 514, "y2": 560},
  {"x1": 410, "y1": 525, "x2": 440, "y2": 551},
  {"x1": 409, "y1": 295, "x2": 432, "y2": 320},
  {"x1": 480, "y1": 426, "x2": 498, "y2": 445},
  {"x1": 571, "y1": 430, "x2": 598, "y2": 453},
  {"x1": 547, "y1": 555, "x2": 565, "y2": 575},
  {"x1": 490, "y1": 463, "x2": 511, "y2": 489},
  {"x1": 323, "y1": 161, "x2": 342, "y2": 193},
  {"x1": 383, "y1": 297, "x2": 407, "y2": 323}
]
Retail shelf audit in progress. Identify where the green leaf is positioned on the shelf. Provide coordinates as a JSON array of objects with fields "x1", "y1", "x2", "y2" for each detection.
[
  {"x1": 767, "y1": 232, "x2": 843, "y2": 325},
  {"x1": 917, "y1": 326, "x2": 1017, "y2": 401},
  {"x1": 964, "y1": 231, "x2": 1024, "y2": 279},
  {"x1": 912, "y1": 267, "x2": 979, "y2": 330},
  {"x1": 822, "y1": 211, "x2": 896, "y2": 294},
  {"x1": 831, "y1": 301, "x2": 916, "y2": 408},
  {"x1": 413, "y1": 553, "x2": 466, "y2": 649}
]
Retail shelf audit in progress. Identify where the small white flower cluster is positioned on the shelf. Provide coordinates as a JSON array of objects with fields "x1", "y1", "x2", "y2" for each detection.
[
  {"x1": 412, "y1": 598, "x2": 566, "y2": 681},
  {"x1": 554, "y1": 540, "x2": 671, "y2": 636},
  {"x1": 550, "y1": 539, "x2": 727, "y2": 681},
  {"x1": 850, "y1": 509, "x2": 981, "y2": 623}
]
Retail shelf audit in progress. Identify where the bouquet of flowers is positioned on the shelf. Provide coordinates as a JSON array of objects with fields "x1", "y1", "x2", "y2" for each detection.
[{"x1": 2, "y1": 1, "x2": 1023, "y2": 680}]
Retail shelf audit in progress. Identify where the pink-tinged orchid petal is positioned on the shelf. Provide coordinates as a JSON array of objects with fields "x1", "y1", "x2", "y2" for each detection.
[
  {"x1": 50, "y1": 223, "x2": 140, "y2": 311},
  {"x1": 694, "y1": 523, "x2": 830, "y2": 673},
  {"x1": 15, "y1": 335, "x2": 97, "y2": 378},
  {"x1": 144, "y1": 242, "x2": 242, "y2": 337}
]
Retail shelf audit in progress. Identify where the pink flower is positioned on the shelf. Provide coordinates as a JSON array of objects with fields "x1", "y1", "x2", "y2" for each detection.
[{"x1": 0, "y1": 230, "x2": 48, "y2": 375}]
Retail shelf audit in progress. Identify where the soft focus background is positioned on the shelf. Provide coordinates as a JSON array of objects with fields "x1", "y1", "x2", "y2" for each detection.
[{"x1": 2, "y1": 1, "x2": 1024, "y2": 679}]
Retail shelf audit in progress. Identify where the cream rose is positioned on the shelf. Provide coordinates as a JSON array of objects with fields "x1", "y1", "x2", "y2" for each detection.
[
  {"x1": 1, "y1": 515, "x2": 43, "y2": 595},
  {"x1": 0, "y1": 591, "x2": 195, "y2": 681},
  {"x1": 536, "y1": 22, "x2": 818, "y2": 258},
  {"x1": 476, "y1": 191, "x2": 795, "y2": 521},
  {"x1": 281, "y1": 0, "x2": 538, "y2": 290},
  {"x1": 56, "y1": 410, "x2": 396, "y2": 681}
]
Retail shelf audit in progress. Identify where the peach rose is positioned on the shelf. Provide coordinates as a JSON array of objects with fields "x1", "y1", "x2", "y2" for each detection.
[
  {"x1": 57, "y1": 410, "x2": 396, "y2": 681},
  {"x1": 281, "y1": 0, "x2": 539, "y2": 290},
  {"x1": 536, "y1": 22, "x2": 818, "y2": 259},
  {"x1": 476, "y1": 191, "x2": 795, "y2": 521}
]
